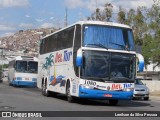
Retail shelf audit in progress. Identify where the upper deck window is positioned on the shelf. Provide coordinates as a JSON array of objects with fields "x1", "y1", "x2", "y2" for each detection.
[{"x1": 83, "y1": 25, "x2": 135, "y2": 51}]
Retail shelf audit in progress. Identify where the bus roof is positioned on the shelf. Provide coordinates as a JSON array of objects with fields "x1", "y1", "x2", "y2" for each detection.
[
  {"x1": 9, "y1": 56, "x2": 38, "y2": 62},
  {"x1": 42, "y1": 21, "x2": 131, "y2": 39},
  {"x1": 76, "y1": 21, "x2": 131, "y2": 29}
]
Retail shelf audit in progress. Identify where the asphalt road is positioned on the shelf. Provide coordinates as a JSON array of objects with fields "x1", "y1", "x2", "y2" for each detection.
[{"x1": 0, "y1": 82, "x2": 160, "y2": 120}]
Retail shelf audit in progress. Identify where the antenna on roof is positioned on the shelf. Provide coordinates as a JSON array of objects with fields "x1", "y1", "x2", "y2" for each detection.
[
  {"x1": 64, "y1": 8, "x2": 68, "y2": 27},
  {"x1": 95, "y1": 0, "x2": 97, "y2": 20}
]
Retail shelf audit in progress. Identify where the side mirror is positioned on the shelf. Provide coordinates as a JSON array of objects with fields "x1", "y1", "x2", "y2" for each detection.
[
  {"x1": 136, "y1": 53, "x2": 144, "y2": 72},
  {"x1": 76, "y1": 48, "x2": 82, "y2": 67}
]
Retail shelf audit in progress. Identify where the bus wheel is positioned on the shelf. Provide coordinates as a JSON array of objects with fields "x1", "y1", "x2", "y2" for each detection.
[
  {"x1": 52, "y1": 92, "x2": 57, "y2": 97},
  {"x1": 44, "y1": 81, "x2": 51, "y2": 97},
  {"x1": 66, "y1": 82, "x2": 75, "y2": 103},
  {"x1": 42, "y1": 82, "x2": 46, "y2": 96},
  {"x1": 9, "y1": 83, "x2": 12, "y2": 86},
  {"x1": 109, "y1": 100, "x2": 118, "y2": 106}
]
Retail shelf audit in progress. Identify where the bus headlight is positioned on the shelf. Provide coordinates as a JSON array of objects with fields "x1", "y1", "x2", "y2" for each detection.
[
  {"x1": 123, "y1": 88, "x2": 134, "y2": 92},
  {"x1": 17, "y1": 77, "x2": 22, "y2": 80},
  {"x1": 80, "y1": 85, "x2": 94, "y2": 89},
  {"x1": 32, "y1": 78, "x2": 37, "y2": 82}
]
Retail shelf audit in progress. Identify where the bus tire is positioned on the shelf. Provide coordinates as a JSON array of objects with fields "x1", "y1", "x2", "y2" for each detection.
[
  {"x1": 66, "y1": 81, "x2": 75, "y2": 103},
  {"x1": 46, "y1": 90, "x2": 52, "y2": 97},
  {"x1": 52, "y1": 92, "x2": 57, "y2": 97},
  {"x1": 42, "y1": 81, "x2": 46, "y2": 96},
  {"x1": 44, "y1": 80, "x2": 51, "y2": 97},
  {"x1": 144, "y1": 97, "x2": 149, "y2": 101},
  {"x1": 9, "y1": 83, "x2": 12, "y2": 86},
  {"x1": 109, "y1": 99, "x2": 118, "y2": 106}
]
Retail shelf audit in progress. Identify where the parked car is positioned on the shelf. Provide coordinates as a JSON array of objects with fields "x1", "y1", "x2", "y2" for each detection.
[{"x1": 133, "y1": 78, "x2": 149, "y2": 100}]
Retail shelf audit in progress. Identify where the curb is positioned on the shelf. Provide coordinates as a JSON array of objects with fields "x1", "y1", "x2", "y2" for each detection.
[{"x1": 150, "y1": 95, "x2": 160, "y2": 100}]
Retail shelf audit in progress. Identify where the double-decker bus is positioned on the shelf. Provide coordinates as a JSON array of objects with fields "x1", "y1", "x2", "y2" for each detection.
[
  {"x1": 38, "y1": 21, "x2": 137, "y2": 105},
  {"x1": 8, "y1": 56, "x2": 38, "y2": 87}
]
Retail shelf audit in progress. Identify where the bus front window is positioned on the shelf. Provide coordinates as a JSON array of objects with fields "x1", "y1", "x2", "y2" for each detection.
[
  {"x1": 81, "y1": 51, "x2": 110, "y2": 82},
  {"x1": 16, "y1": 61, "x2": 27, "y2": 73},
  {"x1": 80, "y1": 51, "x2": 136, "y2": 83},
  {"x1": 28, "y1": 61, "x2": 38, "y2": 73},
  {"x1": 110, "y1": 53, "x2": 136, "y2": 82}
]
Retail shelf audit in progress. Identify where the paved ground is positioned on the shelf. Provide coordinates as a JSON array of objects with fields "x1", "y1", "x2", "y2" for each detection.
[{"x1": 1, "y1": 78, "x2": 160, "y2": 120}]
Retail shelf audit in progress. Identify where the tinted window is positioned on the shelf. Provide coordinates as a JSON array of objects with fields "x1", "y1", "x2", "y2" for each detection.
[
  {"x1": 28, "y1": 61, "x2": 38, "y2": 73},
  {"x1": 83, "y1": 25, "x2": 135, "y2": 51},
  {"x1": 16, "y1": 61, "x2": 27, "y2": 72},
  {"x1": 40, "y1": 26, "x2": 75, "y2": 54}
]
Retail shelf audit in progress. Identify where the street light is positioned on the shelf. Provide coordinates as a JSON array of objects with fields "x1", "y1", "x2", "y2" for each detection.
[{"x1": 0, "y1": 47, "x2": 4, "y2": 83}]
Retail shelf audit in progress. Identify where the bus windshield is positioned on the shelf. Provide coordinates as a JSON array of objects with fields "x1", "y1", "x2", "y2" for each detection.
[
  {"x1": 16, "y1": 61, "x2": 38, "y2": 73},
  {"x1": 80, "y1": 51, "x2": 136, "y2": 83},
  {"x1": 83, "y1": 25, "x2": 135, "y2": 51}
]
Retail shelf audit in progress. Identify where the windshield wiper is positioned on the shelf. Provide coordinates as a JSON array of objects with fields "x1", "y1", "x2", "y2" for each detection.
[
  {"x1": 111, "y1": 43, "x2": 129, "y2": 51},
  {"x1": 85, "y1": 43, "x2": 108, "y2": 50},
  {"x1": 110, "y1": 77, "x2": 134, "y2": 83}
]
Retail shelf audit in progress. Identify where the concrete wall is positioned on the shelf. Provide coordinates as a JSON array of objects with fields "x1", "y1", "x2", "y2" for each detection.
[
  {"x1": 142, "y1": 80, "x2": 160, "y2": 92},
  {"x1": 144, "y1": 62, "x2": 160, "y2": 72}
]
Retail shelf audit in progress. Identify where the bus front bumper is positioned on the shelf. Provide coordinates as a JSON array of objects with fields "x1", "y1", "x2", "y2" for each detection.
[
  {"x1": 79, "y1": 86, "x2": 133, "y2": 100},
  {"x1": 12, "y1": 80, "x2": 37, "y2": 87}
]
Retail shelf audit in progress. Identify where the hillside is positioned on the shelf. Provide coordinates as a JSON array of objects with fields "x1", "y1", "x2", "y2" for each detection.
[{"x1": 0, "y1": 27, "x2": 56, "y2": 56}]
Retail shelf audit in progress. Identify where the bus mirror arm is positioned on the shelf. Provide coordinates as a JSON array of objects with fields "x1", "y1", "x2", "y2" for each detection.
[{"x1": 76, "y1": 48, "x2": 83, "y2": 67}]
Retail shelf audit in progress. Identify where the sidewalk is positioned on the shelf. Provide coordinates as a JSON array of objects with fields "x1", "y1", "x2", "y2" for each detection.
[
  {"x1": 150, "y1": 96, "x2": 160, "y2": 101},
  {"x1": 150, "y1": 92, "x2": 160, "y2": 100}
]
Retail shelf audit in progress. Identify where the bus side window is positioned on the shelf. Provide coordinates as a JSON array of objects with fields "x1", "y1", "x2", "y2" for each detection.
[{"x1": 40, "y1": 39, "x2": 44, "y2": 54}]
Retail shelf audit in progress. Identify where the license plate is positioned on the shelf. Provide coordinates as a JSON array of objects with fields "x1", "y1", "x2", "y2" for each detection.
[
  {"x1": 104, "y1": 94, "x2": 112, "y2": 97},
  {"x1": 136, "y1": 94, "x2": 145, "y2": 96}
]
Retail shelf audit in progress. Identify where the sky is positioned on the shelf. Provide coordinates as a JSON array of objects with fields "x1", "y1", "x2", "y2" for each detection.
[{"x1": 0, "y1": 0, "x2": 154, "y2": 37}]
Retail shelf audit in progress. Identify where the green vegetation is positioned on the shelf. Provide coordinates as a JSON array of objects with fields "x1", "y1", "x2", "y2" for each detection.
[
  {"x1": 88, "y1": 0, "x2": 160, "y2": 69},
  {"x1": 0, "y1": 64, "x2": 8, "y2": 73}
]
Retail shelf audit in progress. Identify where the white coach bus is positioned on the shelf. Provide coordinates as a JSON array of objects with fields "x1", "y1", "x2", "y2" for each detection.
[
  {"x1": 38, "y1": 21, "x2": 137, "y2": 105},
  {"x1": 8, "y1": 56, "x2": 38, "y2": 87}
]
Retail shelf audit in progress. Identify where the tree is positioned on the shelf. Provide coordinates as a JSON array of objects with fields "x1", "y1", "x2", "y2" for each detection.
[
  {"x1": 104, "y1": 3, "x2": 113, "y2": 21},
  {"x1": 126, "y1": 9, "x2": 135, "y2": 26},
  {"x1": 87, "y1": 3, "x2": 113, "y2": 21},
  {"x1": 117, "y1": 6, "x2": 126, "y2": 24},
  {"x1": 146, "y1": 0, "x2": 160, "y2": 68},
  {"x1": 133, "y1": 7, "x2": 147, "y2": 46},
  {"x1": 142, "y1": 34, "x2": 153, "y2": 67}
]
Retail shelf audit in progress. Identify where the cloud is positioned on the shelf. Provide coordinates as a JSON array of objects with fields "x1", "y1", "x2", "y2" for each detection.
[
  {"x1": 50, "y1": 17, "x2": 54, "y2": 20},
  {"x1": 64, "y1": 0, "x2": 84, "y2": 9},
  {"x1": 0, "y1": 32, "x2": 14, "y2": 37},
  {"x1": 0, "y1": 0, "x2": 29, "y2": 8},
  {"x1": 19, "y1": 23, "x2": 33, "y2": 28},
  {"x1": 25, "y1": 15, "x2": 30, "y2": 18},
  {"x1": 36, "y1": 18, "x2": 45, "y2": 22},
  {"x1": 0, "y1": 24, "x2": 15, "y2": 31},
  {"x1": 110, "y1": 0, "x2": 154, "y2": 11},
  {"x1": 64, "y1": 0, "x2": 154, "y2": 12},
  {"x1": 40, "y1": 23, "x2": 54, "y2": 28}
]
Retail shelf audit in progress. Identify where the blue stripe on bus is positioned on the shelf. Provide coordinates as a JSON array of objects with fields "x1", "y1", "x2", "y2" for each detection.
[
  {"x1": 11, "y1": 80, "x2": 37, "y2": 87},
  {"x1": 79, "y1": 86, "x2": 133, "y2": 100}
]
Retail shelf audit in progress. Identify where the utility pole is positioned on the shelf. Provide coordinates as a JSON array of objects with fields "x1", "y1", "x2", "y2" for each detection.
[
  {"x1": 0, "y1": 47, "x2": 4, "y2": 82},
  {"x1": 64, "y1": 8, "x2": 68, "y2": 27},
  {"x1": 95, "y1": 0, "x2": 97, "y2": 20}
]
